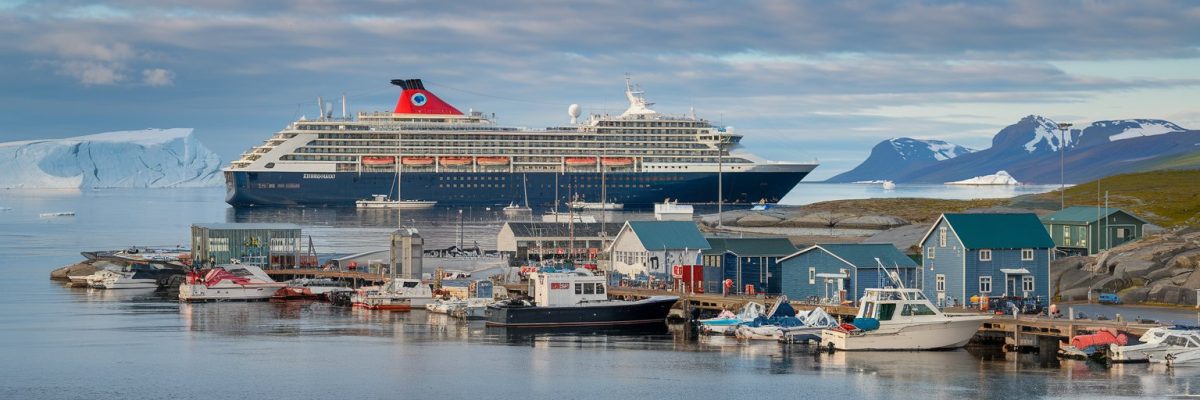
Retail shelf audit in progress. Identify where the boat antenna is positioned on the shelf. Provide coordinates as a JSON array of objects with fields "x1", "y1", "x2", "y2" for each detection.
[{"x1": 341, "y1": 93, "x2": 347, "y2": 119}]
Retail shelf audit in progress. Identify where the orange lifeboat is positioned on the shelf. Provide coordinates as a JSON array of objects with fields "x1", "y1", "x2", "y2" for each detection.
[
  {"x1": 401, "y1": 156, "x2": 434, "y2": 166},
  {"x1": 440, "y1": 156, "x2": 472, "y2": 166},
  {"x1": 564, "y1": 157, "x2": 596, "y2": 166},
  {"x1": 601, "y1": 157, "x2": 634, "y2": 167},
  {"x1": 361, "y1": 156, "x2": 396, "y2": 166},
  {"x1": 476, "y1": 156, "x2": 510, "y2": 166}
]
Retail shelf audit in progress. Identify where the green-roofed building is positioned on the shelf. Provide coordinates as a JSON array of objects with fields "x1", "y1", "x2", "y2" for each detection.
[
  {"x1": 608, "y1": 221, "x2": 710, "y2": 281},
  {"x1": 1041, "y1": 206, "x2": 1148, "y2": 256},
  {"x1": 917, "y1": 213, "x2": 1054, "y2": 307},
  {"x1": 700, "y1": 237, "x2": 797, "y2": 295},
  {"x1": 777, "y1": 243, "x2": 919, "y2": 305}
]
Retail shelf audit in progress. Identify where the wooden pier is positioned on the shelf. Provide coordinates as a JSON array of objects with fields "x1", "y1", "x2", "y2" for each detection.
[{"x1": 502, "y1": 283, "x2": 860, "y2": 316}]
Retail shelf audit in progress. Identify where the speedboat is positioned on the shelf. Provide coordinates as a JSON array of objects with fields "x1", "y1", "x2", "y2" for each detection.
[
  {"x1": 1110, "y1": 327, "x2": 1200, "y2": 363},
  {"x1": 486, "y1": 270, "x2": 677, "y2": 328},
  {"x1": 451, "y1": 298, "x2": 494, "y2": 320},
  {"x1": 779, "y1": 307, "x2": 840, "y2": 344},
  {"x1": 819, "y1": 288, "x2": 992, "y2": 351},
  {"x1": 698, "y1": 302, "x2": 765, "y2": 335},
  {"x1": 94, "y1": 264, "x2": 184, "y2": 289},
  {"x1": 351, "y1": 278, "x2": 435, "y2": 311},
  {"x1": 179, "y1": 265, "x2": 286, "y2": 301}
]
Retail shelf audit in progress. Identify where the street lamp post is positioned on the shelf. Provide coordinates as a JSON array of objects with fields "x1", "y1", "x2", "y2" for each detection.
[
  {"x1": 717, "y1": 140, "x2": 725, "y2": 228},
  {"x1": 1055, "y1": 122, "x2": 1073, "y2": 210}
]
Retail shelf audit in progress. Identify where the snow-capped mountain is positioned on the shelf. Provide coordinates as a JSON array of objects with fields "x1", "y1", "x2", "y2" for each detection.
[
  {"x1": 829, "y1": 116, "x2": 1198, "y2": 184},
  {"x1": 0, "y1": 128, "x2": 222, "y2": 188},
  {"x1": 827, "y1": 138, "x2": 975, "y2": 182}
]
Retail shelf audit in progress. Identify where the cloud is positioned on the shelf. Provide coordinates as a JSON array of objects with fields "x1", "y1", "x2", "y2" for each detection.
[
  {"x1": 54, "y1": 60, "x2": 124, "y2": 85},
  {"x1": 141, "y1": 68, "x2": 174, "y2": 86}
]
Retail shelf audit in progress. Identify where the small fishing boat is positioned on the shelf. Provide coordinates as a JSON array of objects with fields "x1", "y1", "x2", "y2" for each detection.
[
  {"x1": 1058, "y1": 328, "x2": 1129, "y2": 360},
  {"x1": 179, "y1": 265, "x2": 287, "y2": 301},
  {"x1": 734, "y1": 297, "x2": 838, "y2": 341},
  {"x1": 698, "y1": 302, "x2": 764, "y2": 335},
  {"x1": 275, "y1": 278, "x2": 351, "y2": 300},
  {"x1": 39, "y1": 211, "x2": 75, "y2": 217},
  {"x1": 486, "y1": 270, "x2": 676, "y2": 328}
]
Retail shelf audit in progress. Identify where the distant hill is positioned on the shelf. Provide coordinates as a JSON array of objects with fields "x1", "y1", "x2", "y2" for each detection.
[
  {"x1": 827, "y1": 138, "x2": 974, "y2": 183},
  {"x1": 828, "y1": 116, "x2": 1198, "y2": 183},
  {"x1": 1012, "y1": 169, "x2": 1200, "y2": 227}
]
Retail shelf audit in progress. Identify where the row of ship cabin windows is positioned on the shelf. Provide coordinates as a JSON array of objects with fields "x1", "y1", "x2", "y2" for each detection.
[
  {"x1": 926, "y1": 247, "x2": 1036, "y2": 261},
  {"x1": 934, "y1": 275, "x2": 1035, "y2": 294},
  {"x1": 574, "y1": 282, "x2": 606, "y2": 295}
]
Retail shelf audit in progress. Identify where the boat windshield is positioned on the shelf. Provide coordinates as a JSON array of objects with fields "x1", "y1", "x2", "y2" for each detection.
[{"x1": 901, "y1": 303, "x2": 937, "y2": 316}]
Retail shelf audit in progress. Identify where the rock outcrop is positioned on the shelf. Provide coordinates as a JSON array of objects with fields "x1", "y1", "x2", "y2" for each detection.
[{"x1": 1053, "y1": 229, "x2": 1200, "y2": 305}]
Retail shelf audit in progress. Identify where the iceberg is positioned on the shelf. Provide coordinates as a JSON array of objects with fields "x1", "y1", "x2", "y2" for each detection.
[
  {"x1": 0, "y1": 128, "x2": 222, "y2": 189},
  {"x1": 945, "y1": 170, "x2": 1020, "y2": 186}
]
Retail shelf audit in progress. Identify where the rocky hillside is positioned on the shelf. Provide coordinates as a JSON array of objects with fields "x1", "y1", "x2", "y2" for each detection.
[
  {"x1": 828, "y1": 138, "x2": 974, "y2": 183},
  {"x1": 1053, "y1": 229, "x2": 1200, "y2": 306}
]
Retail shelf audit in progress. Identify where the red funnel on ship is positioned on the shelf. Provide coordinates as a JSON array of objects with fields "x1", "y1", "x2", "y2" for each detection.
[{"x1": 391, "y1": 79, "x2": 463, "y2": 115}]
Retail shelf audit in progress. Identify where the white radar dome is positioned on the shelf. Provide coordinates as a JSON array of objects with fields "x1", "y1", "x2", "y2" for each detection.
[{"x1": 568, "y1": 104, "x2": 581, "y2": 123}]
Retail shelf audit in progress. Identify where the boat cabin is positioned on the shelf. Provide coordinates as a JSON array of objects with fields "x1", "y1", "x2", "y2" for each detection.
[
  {"x1": 529, "y1": 271, "x2": 608, "y2": 307},
  {"x1": 856, "y1": 288, "x2": 944, "y2": 321}
]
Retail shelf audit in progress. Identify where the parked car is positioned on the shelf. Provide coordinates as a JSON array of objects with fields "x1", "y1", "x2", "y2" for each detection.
[{"x1": 1098, "y1": 293, "x2": 1121, "y2": 304}]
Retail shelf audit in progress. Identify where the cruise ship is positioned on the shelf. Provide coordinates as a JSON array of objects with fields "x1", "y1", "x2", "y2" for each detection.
[{"x1": 224, "y1": 78, "x2": 817, "y2": 207}]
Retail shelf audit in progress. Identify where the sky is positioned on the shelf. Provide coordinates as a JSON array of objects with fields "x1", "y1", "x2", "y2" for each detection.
[{"x1": 1, "y1": 1, "x2": 1198, "y2": 180}]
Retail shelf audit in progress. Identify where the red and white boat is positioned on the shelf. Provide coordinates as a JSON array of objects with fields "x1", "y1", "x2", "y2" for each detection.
[
  {"x1": 351, "y1": 278, "x2": 435, "y2": 311},
  {"x1": 179, "y1": 265, "x2": 286, "y2": 301}
]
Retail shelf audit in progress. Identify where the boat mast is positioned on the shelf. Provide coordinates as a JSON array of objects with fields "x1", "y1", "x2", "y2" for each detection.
[{"x1": 396, "y1": 133, "x2": 403, "y2": 203}]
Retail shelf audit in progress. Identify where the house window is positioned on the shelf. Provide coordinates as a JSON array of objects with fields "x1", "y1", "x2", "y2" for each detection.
[
  {"x1": 1021, "y1": 249, "x2": 1034, "y2": 261},
  {"x1": 935, "y1": 274, "x2": 946, "y2": 292},
  {"x1": 939, "y1": 227, "x2": 947, "y2": 247},
  {"x1": 927, "y1": 247, "x2": 936, "y2": 259},
  {"x1": 1063, "y1": 226, "x2": 1071, "y2": 244},
  {"x1": 1022, "y1": 276, "x2": 1035, "y2": 292},
  {"x1": 1117, "y1": 228, "x2": 1127, "y2": 239},
  {"x1": 979, "y1": 276, "x2": 992, "y2": 293},
  {"x1": 979, "y1": 249, "x2": 992, "y2": 261},
  {"x1": 808, "y1": 267, "x2": 815, "y2": 285}
]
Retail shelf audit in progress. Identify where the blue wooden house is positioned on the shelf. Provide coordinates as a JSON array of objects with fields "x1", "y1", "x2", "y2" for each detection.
[
  {"x1": 700, "y1": 237, "x2": 797, "y2": 295},
  {"x1": 919, "y1": 213, "x2": 1054, "y2": 307},
  {"x1": 777, "y1": 243, "x2": 918, "y2": 305}
]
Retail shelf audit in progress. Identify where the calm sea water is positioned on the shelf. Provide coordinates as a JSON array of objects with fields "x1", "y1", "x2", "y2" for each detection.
[{"x1": 1, "y1": 186, "x2": 1197, "y2": 399}]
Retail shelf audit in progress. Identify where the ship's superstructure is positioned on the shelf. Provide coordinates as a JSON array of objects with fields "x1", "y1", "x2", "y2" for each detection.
[{"x1": 224, "y1": 78, "x2": 817, "y2": 207}]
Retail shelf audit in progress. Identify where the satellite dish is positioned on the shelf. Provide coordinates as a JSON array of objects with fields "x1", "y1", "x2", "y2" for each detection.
[{"x1": 568, "y1": 104, "x2": 581, "y2": 124}]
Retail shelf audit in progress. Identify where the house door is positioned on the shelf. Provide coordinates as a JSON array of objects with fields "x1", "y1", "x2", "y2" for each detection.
[
  {"x1": 1006, "y1": 276, "x2": 1017, "y2": 297},
  {"x1": 935, "y1": 274, "x2": 946, "y2": 307}
]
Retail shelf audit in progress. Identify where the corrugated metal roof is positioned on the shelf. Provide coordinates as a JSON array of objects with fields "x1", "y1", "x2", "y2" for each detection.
[
  {"x1": 628, "y1": 221, "x2": 711, "y2": 250},
  {"x1": 1041, "y1": 206, "x2": 1147, "y2": 225},
  {"x1": 504, "y1": 222, "x2": 622, "y2": 238},
  {"x1": 703, "y1": 237, "x2": 796, "y2": 256},
  {"x1": 943, "y1": 213, "x2": 1054, "y2": 249},
  {"x1": 794, "y1": 243, "x2": 918, "y2": 269},
  {"x1": 193, "y1": 223, "x2": 301, "y2": 230}
]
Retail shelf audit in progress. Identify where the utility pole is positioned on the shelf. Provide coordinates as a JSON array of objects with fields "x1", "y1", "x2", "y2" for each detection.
[{"x1": 1056, "y1": 122, "x2": 1073, "y2": 210}]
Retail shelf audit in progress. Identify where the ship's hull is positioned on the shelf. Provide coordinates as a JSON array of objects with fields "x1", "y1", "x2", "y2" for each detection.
[
  {"x1": 484, "y1": 297, "x2": 677, "y2": 328},
  {"x1": 224, "y1": 170, "x2": 810, "y2": 207}
]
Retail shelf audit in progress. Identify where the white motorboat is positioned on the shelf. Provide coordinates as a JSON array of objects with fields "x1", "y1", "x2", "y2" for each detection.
[
  {"x1": 698, "y1": 302, "x2": 765, "y2": 335},
  {"x1": 734, "y1": 297, "x2": 840, "y2": 341},
  {"x1": 179, "y1": 265, "x2": 286, "y2": 301},
  {"x1": 356, "y1": 194, "x2": 438, "y2": 209},
  {"x1": 568, "y1": 201, "x2": 623, "y2": 211},
  {"x1": 94, "y1": 264, "x2": 184, "y2": 289},
  {"x1": 653, "y1": 199, "x2": 694, "y2": 221},
  {"x1": 778, "y1": 308, "x2": 840, "y2": 344},
  {"x1": 275, "y1": 278, "x2": 351, "y2": 299},
  {"x1": 451, "y1": 298, "x2": 494, "y2": 320},
  {"x1": 820, "y1": 288, "x2": 992, "y2": 351},
  {"x1": 427, "y1": 298, "x2": 466, "y2": 314},
  {"x1": 351, "y1": 278, "x2": 435, "y2": 311},
  {"x1": 1111, "y1": 327, "x2": 1200, "y2": 363}
]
